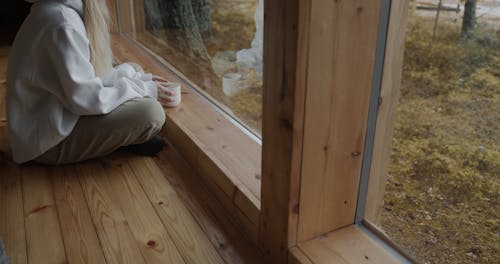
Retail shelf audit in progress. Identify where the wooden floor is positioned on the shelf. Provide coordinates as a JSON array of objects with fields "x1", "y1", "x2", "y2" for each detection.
[{"x1": 0, "y1": 47, "x2": 262, "y2": 263}]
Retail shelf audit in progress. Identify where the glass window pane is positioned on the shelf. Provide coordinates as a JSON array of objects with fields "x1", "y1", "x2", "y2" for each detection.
[
  {"x1": 366, "y1": 1, "x2": 499, "y2": 263},
  {"x1": 135, "y1": 0, "x2": 263, "y2": 135}
]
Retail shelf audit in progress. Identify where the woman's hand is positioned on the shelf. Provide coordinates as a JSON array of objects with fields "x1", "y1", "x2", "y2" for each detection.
[{"x1": 153, "y1": 75, "x2": 176, "y2": 107}]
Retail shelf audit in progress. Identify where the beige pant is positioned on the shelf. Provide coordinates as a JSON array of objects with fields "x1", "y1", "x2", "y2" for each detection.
[{"x1": 35, "y1": 98, "x2": 166, "y2": 165}]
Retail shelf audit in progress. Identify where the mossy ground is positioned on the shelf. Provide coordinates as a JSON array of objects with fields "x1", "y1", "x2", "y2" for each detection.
[{"x1": 380, "y1": 17, "x2": 499, "y2": 264}]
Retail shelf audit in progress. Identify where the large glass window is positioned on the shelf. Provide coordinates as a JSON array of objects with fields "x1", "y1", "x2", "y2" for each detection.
[
  {"x1": 366, "y1": 1, "x2": 499, "y2": 263},
  {"x1": 134, "y1": 0, "x2": 263, "y2": 135}
]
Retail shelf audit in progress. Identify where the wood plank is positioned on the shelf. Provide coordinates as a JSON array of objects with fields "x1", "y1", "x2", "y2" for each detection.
[
  {"x1": 133, "y1": 0, "x2": 146, "y2": 34},
  {"x1": 77, "y1": 161, "x2": 147, "y2": 264},
  {"x1": 156, "y1": 132, "x2": 258, "y2": 244},
  {"x1": 111, "y1": 35, "x2": 260, "y2": 236},
  {"x1": 126, "y1": 154, "x2": 224, "y2": 264},
  {"x1": 289, "y1": 247, "x2": 313, "y2": 264},
  {"x1": 286, "y1": 0, "x2": 312, "y2": 248},
  {"x1": 115, "y1": 0, "x2": 135, "y2": 37},
  {"x1": 85, "y1": 158, "x2": 186, "y2": 264},
  {"x1": 0, "y1": 127, "x2": 11, "y2": 160},
  {"x1": 297, "y1": 0, "x2": 382, "y2": 241},
  {"x1": 259, "y1": 0, "x2": 304, "y2": 262},
  {"x1": 51, "y1": 165, "x2": 107, "y2": 264},
  {"x1": 199, "y1": 172, "x2": 258, "y2": 244},
  {"x1": 102, "y1": 157, "x2": 185, "y2": 263},
  {"x1": 22, "y1": 165, "x2": 67, "y2": 264},
  {"x1": 106, "y1": 0, "x2": 119, "y2": 33},
  {"x1": 299, "y1": 226, "x2": 401, "y2": 264},
  {"x1": 155, "y1": 147, "x2": 264, "y2": 264},
  {"x1": 234, "y1": 187, "x2": 259, "y2": 226},
  {"x1": 0, "y1": 160, "x2": 27, "y2": 264},
  {"x1": 0, "y1": 50, "x2": 7, "y2": 126},
  {"x1": 365, "y1": 0, "x2": 411, "y2": 224},
  {"x1": 164, "y1": 115, "x2": 259, "y2": 229}
]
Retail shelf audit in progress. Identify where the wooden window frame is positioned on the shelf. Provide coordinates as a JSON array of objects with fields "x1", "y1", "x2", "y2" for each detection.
[
  {"x1": 110, "y1": 0, "x2": 417, "y2": 263},
  {"x1": 260, "y1": 0, "x2": 416, "y2": 263}
]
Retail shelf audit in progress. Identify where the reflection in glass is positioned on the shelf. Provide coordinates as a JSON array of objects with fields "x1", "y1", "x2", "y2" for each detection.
[{"x1": 138, "y1": 0, "x2": 264, "y2": 135}]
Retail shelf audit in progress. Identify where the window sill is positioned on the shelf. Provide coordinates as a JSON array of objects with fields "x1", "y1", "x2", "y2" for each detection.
[
  {"x1": 290, "y1": 225, "x2": 404, "y2": 264},
  {"x1": 111, "y1": 33, "x2": 261, "y2": 242}
]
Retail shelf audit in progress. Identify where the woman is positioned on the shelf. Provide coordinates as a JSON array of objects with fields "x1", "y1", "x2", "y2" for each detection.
[{"x1": 7, "y1": 0, "x2": 175, "y2": 165}]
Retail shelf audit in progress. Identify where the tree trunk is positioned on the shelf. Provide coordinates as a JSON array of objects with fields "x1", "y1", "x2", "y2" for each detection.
[
  {"x1": 192, "y1": 0, "x2": 211, "y2": 33},
  {"x1": 145, "y1": 0, "x2": 211, "y2": 58},
  {"x1": 461, "y1": 0, "x2": 477, "y2": 38}
]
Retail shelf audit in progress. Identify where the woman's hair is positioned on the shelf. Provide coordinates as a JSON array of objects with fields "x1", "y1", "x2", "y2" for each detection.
[{"x1": 83, "y1": 0, "x2": 113, "y2": 77}]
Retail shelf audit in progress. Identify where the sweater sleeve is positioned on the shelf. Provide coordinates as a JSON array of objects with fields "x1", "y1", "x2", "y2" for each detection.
[
  {"x1": 42, "y1": 24, "x2": 154, "y2": 116},
  {"x1": 101, "y1": 63, "x2": 158, "y2": 99}
]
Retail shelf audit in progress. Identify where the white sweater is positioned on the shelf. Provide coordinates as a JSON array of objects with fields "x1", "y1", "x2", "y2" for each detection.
[{"x1": 7, "y1": 0, "x2": 157, "y2": 163}]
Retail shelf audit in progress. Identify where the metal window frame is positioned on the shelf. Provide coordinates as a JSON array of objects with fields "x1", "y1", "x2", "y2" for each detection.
[{"x1": 354, "y1": 1, "x2": 414, "y2": 263}]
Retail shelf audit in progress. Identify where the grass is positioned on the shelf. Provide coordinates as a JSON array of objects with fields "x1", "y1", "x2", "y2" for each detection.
[{"x1": 380, "y1": 18, "x2": 500, "y2": 264}]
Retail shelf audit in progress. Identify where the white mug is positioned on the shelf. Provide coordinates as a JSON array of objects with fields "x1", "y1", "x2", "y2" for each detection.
[{"x1": 159, "y1": 82, "x2": 181, "y2": 108}]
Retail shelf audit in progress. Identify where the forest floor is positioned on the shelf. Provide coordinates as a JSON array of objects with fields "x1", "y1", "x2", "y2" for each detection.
[{"x1": 380, "y1": 16, "x2": 499, "y2": 264}]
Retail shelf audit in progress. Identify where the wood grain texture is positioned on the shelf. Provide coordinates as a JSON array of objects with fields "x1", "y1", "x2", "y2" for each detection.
[
  {"x1": 22, "y1": 165, "x2": 67, "y2": 264},
  {"x1": 163, "y1": 101, "x2": 261, "y2": 210},
  {"x1": 164, "y1": 114, "x2": 260, "y2": 228},
  {"x1": 115, "y1": 0, "x2": 136, "y2": 37},
  {"x1": 112, "y1": 36, "x2": 261, "y2": 203},
  {"x1": 111, "y1": 35, "x2": 260, "y2": 238},
  {"x1": 155, "y1": 147, "x2": 264, "y2": 264},
  {"x1": 0, "y1": 126, "x2": 11, "y2": 160},
  {"x1": 106, "y1": 0, "x2": 119, "y2": 33},
  {"x1": 299, "y1": 226, "x2": 401, "y2": 264},
  {"x1": 133, "y1": 0, "x2": 146, "y2": 33},
  {"x1": 298, "y1": 0, "x2": 382, "y2": 241},
  {"x1": 51, "y1": 165, "x2": 107, "y2": 264},
  {"x1": 0, "y1": 160, "x2": 27, "y2": 264},
  {"x1": 365, "y1": 0, "x2": 411, "y2": 224},
  {"x1": 0, "y1": 50, "x2": 7, "y2": 126},
  {"x1": 259, "y1": 0, "x2": 304, "y2": 262},
  {"x1": 287, "y1": 0, "x2": 311, "y2": 248},
  {"x1": 127, "y1": 155, "x2": 224, "y2": 264},
  {"x1": 92, "y1": 158, "x2": 186, "y2": 264},
  {"x1": 77, "y1": 161, "x2": 147, "y2": 264},
  {"x1": 289, "y1": 247, "x2": 313, "y2": 264}
]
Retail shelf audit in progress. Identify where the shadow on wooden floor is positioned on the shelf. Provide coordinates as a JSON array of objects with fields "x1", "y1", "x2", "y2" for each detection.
[{"x1": 0, "y1": 46, "x2": 262, "y2": 264}]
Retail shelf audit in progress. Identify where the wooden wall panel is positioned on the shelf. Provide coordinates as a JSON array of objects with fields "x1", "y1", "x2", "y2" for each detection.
[
  {"x1": 365, "y1": 0, "x2": 411, "y2": 224},
  {"x1": 115, "y1": 0, "x2": 135, "y2": 36},
  {"x1": 134, "y1": 0, "x2": 146, "y2": 34},
  {"x1": 51, "y1": 166, "x2": 107, "y2": 264},
  {"x1": 259, "y1": 0, "x2": 305, "y2": 263},
  {"x1": 107, "y1": 0, "x2": 119, "y2": 33},
  {"x1": 286, "y1": 0, "x2": 312, "y2": 248},
  {"x1": 297, "y1": 0, "x2": 382, "y2": 242}
]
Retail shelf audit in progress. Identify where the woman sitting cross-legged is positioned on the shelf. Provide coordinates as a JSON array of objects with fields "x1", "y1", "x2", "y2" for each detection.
[{"x1": 7, "y1": 0, "x2": 177, "y2": 165}]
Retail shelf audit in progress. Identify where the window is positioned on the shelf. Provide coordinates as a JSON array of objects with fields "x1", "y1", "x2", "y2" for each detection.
[
  {"x1": 365, "y1": 1, "x2": 499, "y2": 263},
  {"x1": 131, "y1": 0, "x2": 263, "y2": 136}
]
